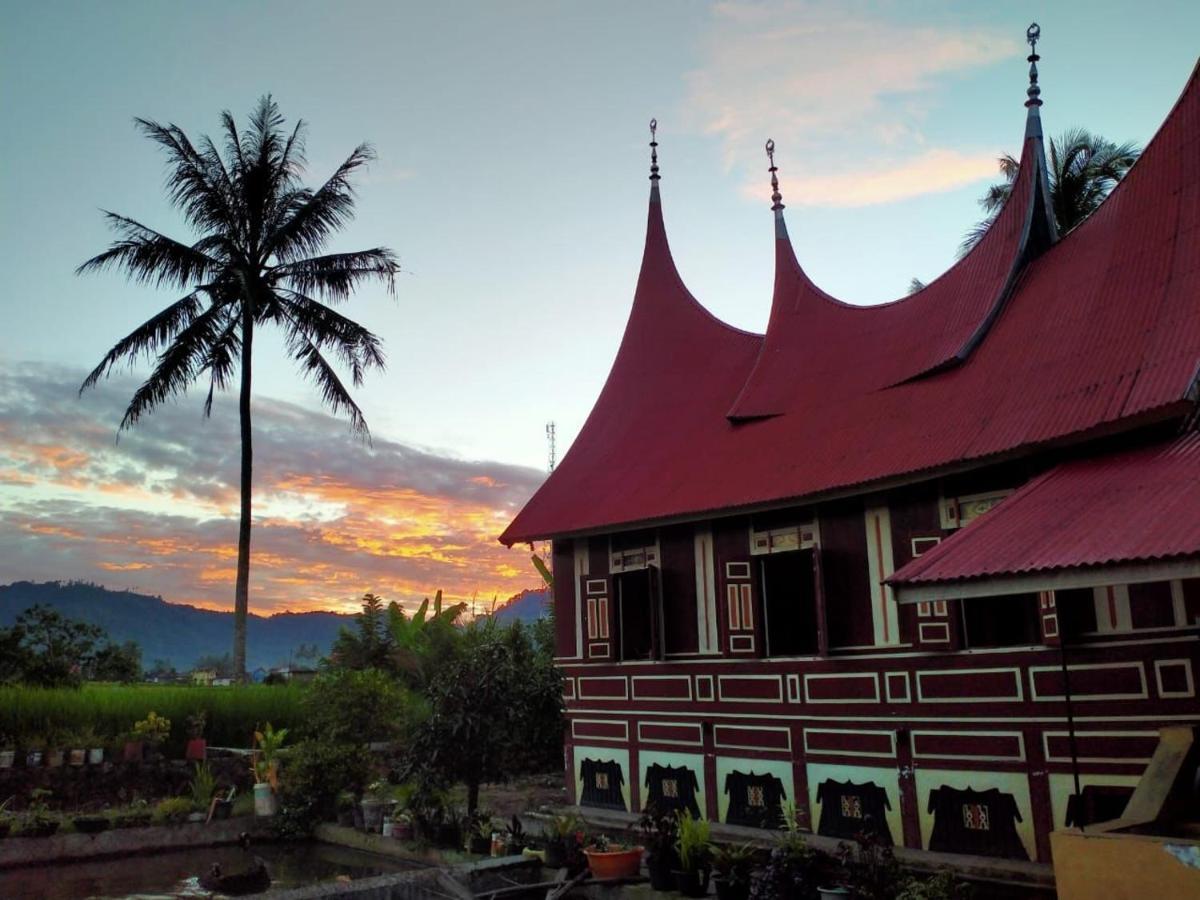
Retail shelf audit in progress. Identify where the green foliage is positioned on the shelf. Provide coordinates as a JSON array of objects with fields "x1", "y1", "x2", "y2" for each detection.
[
  {"x1": 92, "y1": 641, "x2": 142, "y2": 683},
  {"x1": 895, "y1": 870, "x2": 974, "y2": 900},
  {"x1": 132, "y1": 711, "x2": 171, "y2": 746},
  {"x1": 274, "y1": 738, "x2": 372, "y2": 837},
  {"x1": 674, "y1": 810, "x2": 712, "y2": 872},
  {"x1": 400, "y1": 617, "x2": 562, "y2": 813},
  {"x1": 712, "y1": 842, "x2": 758, "y2": 886},
  {"x1": 189, "y1": 762, "x2": 218, "y2": 809},
  {"x1": 0, "y1": 683, "x2": 304, "y2": 758},
  {"x1": 193, "y1": 654, "x2": 235, "y2": 678},
  {"x1": 153, "y1": 796, "x2": 194, "y2": 824},
  {"x1": 837, "y1": 831, "x2": 904, "y2": 900}
]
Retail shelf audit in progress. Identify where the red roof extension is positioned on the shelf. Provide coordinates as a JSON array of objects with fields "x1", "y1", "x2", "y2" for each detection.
[
  {"x1": 887, "y1": 432, "x2": 1200, "y2": 587},
  {"x1": 500, "y1": 61, "x2": 1200, "y2": 546}
]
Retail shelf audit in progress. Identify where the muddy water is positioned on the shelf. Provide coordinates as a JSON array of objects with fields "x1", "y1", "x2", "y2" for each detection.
[{"x1": 0, "y1": 841, "x2": 421, "y2": 899}]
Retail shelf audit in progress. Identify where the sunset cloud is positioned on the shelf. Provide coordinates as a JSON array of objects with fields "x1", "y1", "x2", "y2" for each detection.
[
  {"x1": 0, "y1": 362, "x2": 545, "y2": 615},
  {"x1": 685, "y1": 1, "x2": 1018, "y2": 206}
]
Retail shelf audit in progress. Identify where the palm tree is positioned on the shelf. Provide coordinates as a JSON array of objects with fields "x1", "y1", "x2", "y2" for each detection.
[
  {"x1": 960, "y1": 128, "x2": 1139, "y2": 255},
  {"x1": 78, "y1": 97, "x2": 399, "y2": 680}
]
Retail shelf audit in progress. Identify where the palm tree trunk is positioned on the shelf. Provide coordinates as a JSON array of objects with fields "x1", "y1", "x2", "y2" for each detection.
[{"x1": 233, "y1": 299, "x2": 254, "y2": 682}]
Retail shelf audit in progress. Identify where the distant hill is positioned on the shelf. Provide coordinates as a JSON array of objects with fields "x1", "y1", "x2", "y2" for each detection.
[
  {"x1": 0, "y1": 581, "x2": 352, "y2": 671},
  {"x1": 490, "y1": 588, "x2": 550, "y2": 624}
]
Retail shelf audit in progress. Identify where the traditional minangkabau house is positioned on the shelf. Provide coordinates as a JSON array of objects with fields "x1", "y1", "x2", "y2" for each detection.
[{"x1": 500, "y1": 27, "x2": 1200, "y2": 866}]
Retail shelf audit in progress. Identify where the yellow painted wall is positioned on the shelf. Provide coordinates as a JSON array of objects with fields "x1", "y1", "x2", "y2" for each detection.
[{"x1": 1052, "y1": 829, "x2": 1200, "y2": 900}]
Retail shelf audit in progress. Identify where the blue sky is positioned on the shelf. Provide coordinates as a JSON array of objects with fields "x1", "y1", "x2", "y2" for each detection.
[{"x1": 0, "y1": 1, "x2": 1197, "y2": 611}]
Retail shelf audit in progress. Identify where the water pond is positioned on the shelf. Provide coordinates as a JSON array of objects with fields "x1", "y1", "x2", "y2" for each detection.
[{"x1": 0, "y1": 840, "x2": 422, "y2": 899}]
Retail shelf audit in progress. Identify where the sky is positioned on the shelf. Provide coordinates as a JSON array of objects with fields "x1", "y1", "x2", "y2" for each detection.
[{"x1": 1, "y1": 1, "x2": 1197, "y2": 614}]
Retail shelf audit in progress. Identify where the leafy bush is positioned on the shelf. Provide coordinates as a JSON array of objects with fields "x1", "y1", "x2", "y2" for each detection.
[
  {"x1": 153, "y1": 796, "x2": 194, "y2": 824},
  {"x1": 190, "y1": 762, "x2": 218, "y2": 808},
  {"x1": 675, "y1": 810, "x2": 713, "y2": 872}
]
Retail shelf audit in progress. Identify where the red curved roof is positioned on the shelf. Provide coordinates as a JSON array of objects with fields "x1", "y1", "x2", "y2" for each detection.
[
  {"x1": 500, "y1": 61, "x2": 1200, "y2": 546},
  {"x1": 888, "y1": 433, "x2": 1200, "y2": 588}
]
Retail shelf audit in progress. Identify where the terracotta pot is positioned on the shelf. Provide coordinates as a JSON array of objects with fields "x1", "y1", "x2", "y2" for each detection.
[
  {"x1": 45, "y1": 749, "x2": 64, "y2": 768},
  {"x1": 584, "y1": 845, "x2": 644, "y2": 879},
  {"x1": 68, "y1": 748, "x2": 87, "y2": 766},
  {"x1": 123, "y1": 740, "x2": 144, "y2": 762},
  {"x1": 185, "y1": 738, "x2": 207, "y2": 761},
  {"x1": 392, "y1": 820, "x2": 413, "y2": 840}
]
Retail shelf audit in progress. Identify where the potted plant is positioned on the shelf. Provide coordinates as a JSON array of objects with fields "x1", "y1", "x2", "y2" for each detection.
[
  {"x1": 250, "y1": 722, "x2": 287, "y2": 817},
  {"x1": 185, "y1": 711, "x2": 207, "y2": 761},
  {"x1": 673, "y1": 810, "x2": 713, "y2": 898},
  {"x1": 390, "y1": 810, "x2": 413, "y2": 841},
  {"x1": 584, "y1": 832, "x2": 644, "y2": 880},
  {"x1": 132, "y1": 711, "x2": 171, "y2": 760},
  {"x1": 712, "y1": 842, "x2": 757, "y2": 900},
  {"x1": 86, "y1": 726, "x2": 105, "y2": 765},
  {"x1": 23, "y1": 733, "x2": 45, "y2": 768},
  {"x1": 639, "y1": 804, "x2": 680, "y2": 890},
  {"x1": 0, "y1": 734, "x2": 15, "y2": 769},
  {"x1": 504, "y1": 814, "x2": 527, "y2": 856},
  {"x1": 189, "y1": 761, "x2": 218, "y2": 818},
  {"x1": 0, "y1": 796, "x2": 13, "y2": 839},
  {"x1": 44, "y1": 729, "x2": 66, "y2": 768},
  {"x1": 543, "y1": 812, "x2": 582, "y2": 869},
  {"x1": 437, "y1": 807, "x2": 465, "y2": 849},
  {"x1": 467, "y1": 812, "x2": 494, "y2": 854},
  {"x1": 336, "y1": 792, "x2": 356, "y2": 827},
  {"x1": 21, "y1": 789, "x2": 59, "y2": 838},
  {"x1": 67, "y1": 728, "x2": 89, "y2": 767},
  {"x1": 360, "y1": 780, "x2": 388, "y2": 832},
  {"x1": 752, "y1": 803, "x2": 822, "y2": 900}
]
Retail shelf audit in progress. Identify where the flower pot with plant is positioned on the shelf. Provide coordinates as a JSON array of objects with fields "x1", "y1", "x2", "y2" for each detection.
[
  {"x1": 504, "y1": 814, "x2": 527, "y2": 856},
  {"x1": 0, "y1": 735, "x2": 14, "y2": 769},
  {"x1": 639, "y1": 804, "x2": 680, "y2": 890},
  {"x1": 467, "y1": 811, "x2": 495, "y2": 854},
  {"x1": 132, "y1": 712, "x2": 170, "y2": 761},
  {"x1": 0, "y1": 796, "x2": 14, "y2": 839},
  {"x1": 250, "y1": 722, "x2": 287, "y2": 817},
  {"x1": 673, "y1": 810, "x2": 713, "y2": 898},
  {"x1": 712, "y1": 842, "x2": 757, "y2": 900},
  {"x1": 543, "y1": 812, "x2": 582, "y2": 870},
  {"x1": 390, "y1": 811, "x2": 413, "y2": 840},
  {"x1": 360, "y1": 780, "x2": 388, "y2": 832},
  {"x1": 185, "y1": 711, "x2": 207, "y2": 761},
  {"x1": 23, "y1": 734, "x2": 45, "y2": 768},
  {"x1": 584, "y1": 833, "x2": 644, "y2": 880},
  {"x1": 336, "y1": 792, "x2": 356, "y2": 827},
  {"x1": 66, "y1": 728, "x2": 89, "y2": 766},
  {"x1": 21, "y1": 789, "x2": 59, "y2": 838}
]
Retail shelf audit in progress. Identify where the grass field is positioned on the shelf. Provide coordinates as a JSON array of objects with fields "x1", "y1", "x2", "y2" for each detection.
[{"x1": 0, "y1": 683, "x2": 306, "y2": 756}]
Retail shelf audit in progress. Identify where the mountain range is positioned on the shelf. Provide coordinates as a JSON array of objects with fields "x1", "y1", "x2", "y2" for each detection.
[{"x1": 0, "y1": 581, "x2": 547, "y2": 671}]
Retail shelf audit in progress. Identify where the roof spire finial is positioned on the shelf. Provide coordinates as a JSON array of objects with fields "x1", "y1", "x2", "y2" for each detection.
[
  {"x1": 649, "y1": 118, "x2": 660, "y2": 182},
  {"x1": 1025, "y1": 22, "x2": 1042, "y2": 109},
  {"x1": 766, "y1": 139, "x2": 784, "y2": 212}
]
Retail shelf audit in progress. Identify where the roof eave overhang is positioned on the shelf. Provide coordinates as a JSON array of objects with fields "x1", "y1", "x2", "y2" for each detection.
[
  {"x1": 893, "y1": 556, "x2": 1200, "y2": 604},
  {"x1": 500, "y1": 400, "x2": 1192, "y2": 546}
]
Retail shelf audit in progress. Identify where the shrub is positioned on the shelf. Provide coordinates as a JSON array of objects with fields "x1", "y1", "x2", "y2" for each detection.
[{"x1": 153, "y1": 797, "x2": 194, "y2": 824}]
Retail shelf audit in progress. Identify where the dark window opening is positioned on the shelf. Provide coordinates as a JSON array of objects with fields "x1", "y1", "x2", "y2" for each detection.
[
  {"x1": 1057, "y1": 587, "x2": 1097, "y2": 641},
  {"x1": 962, "y1": 594, "x2": 1040, "y2": 648},
  {"x1": 760, "y1": 549, "x2": 819, "y2": 656},
  {"x1": 616, "y1": 567, "x2": 662, "y2": 660},
  {"x1": 1129, "y1": 581, "x2": 1176, "y2": 629}
]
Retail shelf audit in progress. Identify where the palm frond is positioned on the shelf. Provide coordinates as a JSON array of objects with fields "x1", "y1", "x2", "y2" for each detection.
[
  {"x1": 276, "y1": 289, "x2": 386, "y2": 385},
  {"x1": 281, "y1": 322, "x2": 370, "y2": 438},
  {"x1": 118, "y1": 303, "x2": 231, "y2": 430},
  {"x1": 265, "y1": 143, "x2": 376, "y2": 263},
  {"x1": 958, "y1": 211, "x2": 999, "y2": 257},
  {"x1": 273, "y1": 248, "x2": 398, "y2": 301},
  {"x1": 77, "y1": 213, "x2": 220, "y2": 287},
  {"x1": 133, "y1": 118, "x2": 235, "y2": 234},
  {"x1": 200, "y1": 312, "x2": 243, "y2": 417},
  {"x1": 79, "y1": 290, "x2": 208, "y2": 393}
]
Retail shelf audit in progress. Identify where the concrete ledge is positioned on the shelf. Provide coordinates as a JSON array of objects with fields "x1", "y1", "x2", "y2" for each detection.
[{"x1": 0, "y1": 816, "x2": 271, "y2": 870}]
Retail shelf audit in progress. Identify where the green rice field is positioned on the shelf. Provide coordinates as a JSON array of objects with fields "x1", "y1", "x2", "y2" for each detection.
[{"x1": 0, "y1": 683, "x2": 306, "y2": 756}]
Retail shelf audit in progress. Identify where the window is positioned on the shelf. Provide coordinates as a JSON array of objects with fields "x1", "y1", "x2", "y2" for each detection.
[
  {"x1": 1128, "y1": 581, "x2": 1176, "y2": 629},
  {"x1": 616, "y1": 566, "x2": 662, "y2": 660},
  {"x1": 759, "y1": 549, "x2": 819, "y2": 656},
  {"x1": 961, "y1": 593, "x2": 1040, "y2": 648},
  {"x1": 1056, "y1": 587, "x2": 1097, "y2": 641}
]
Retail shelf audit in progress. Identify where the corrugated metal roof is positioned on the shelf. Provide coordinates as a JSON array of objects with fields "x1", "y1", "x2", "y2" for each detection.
[
  {"x1": 888, "y1": 432, "x2": 1200, "y2": 585},
  {"x1": 500, "y1": 60, "x2": 1200, "y2": 546}
]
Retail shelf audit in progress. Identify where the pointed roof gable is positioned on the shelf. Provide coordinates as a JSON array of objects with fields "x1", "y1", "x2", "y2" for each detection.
[{"x1": 500, "y1": 58, "x2": 1200, "y2": 546}]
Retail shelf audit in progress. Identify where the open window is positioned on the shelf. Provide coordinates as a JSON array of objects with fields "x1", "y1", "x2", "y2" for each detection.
[
  {"x1": 759, "y1": 548, "x2": 819, "y2": 656},
  {"x1": 616, "y1": 566, "x2": 663, "y2": 660},
  {"x1": 961, "y1": 593, "x2": 1041, "y2": 648}
]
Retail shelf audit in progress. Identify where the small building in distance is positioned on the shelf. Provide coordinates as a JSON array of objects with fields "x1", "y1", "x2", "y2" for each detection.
[{"x1": 501, "y1": 31, "x2": 1200, "y2": 869}]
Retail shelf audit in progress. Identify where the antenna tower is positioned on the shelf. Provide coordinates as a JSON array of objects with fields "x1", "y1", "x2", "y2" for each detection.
[{"x1": 546, "y1": 421, "x2": 557, "y2": 473}]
